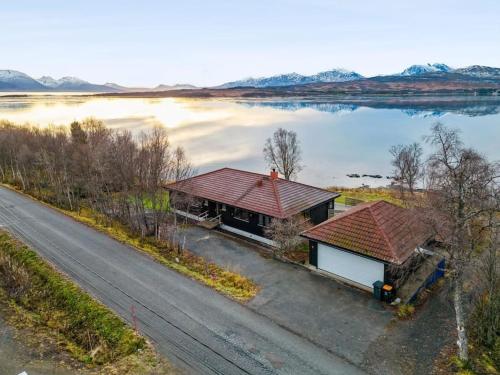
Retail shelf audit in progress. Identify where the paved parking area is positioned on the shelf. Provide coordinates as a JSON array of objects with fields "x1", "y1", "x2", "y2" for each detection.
[{"x1": 181, "y1": 226, "x2": 393, "y2": 368}]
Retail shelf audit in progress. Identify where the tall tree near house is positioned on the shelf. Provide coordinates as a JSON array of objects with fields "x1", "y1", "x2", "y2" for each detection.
[
  {"x1": 423, "y1": 123, "x2": 499, "y2": 362},
  {"x1": 139, "y1": 126, "x2": 172, "y2": 239},
  {"x1": 107, "y1": 130, "x2": 137, "y2": 222},
  {"x1": 263, "y1": 128, "x2": 302, "y2": 180},
  {"x1": 470, "y1": 210, "x2": 499, "y2": 351},
  {"x1": 170, "y1": 146, "x2": 193, "y2": 182},
  {"x1": 265, "y1": 215, "x2": 309, "y2": 259},
  {"x1": 389, "y1": 142, "x2": 423, "y2": 196},
  {"x1": 165, "y1": 146, "x2": 195, "y2": 251}
]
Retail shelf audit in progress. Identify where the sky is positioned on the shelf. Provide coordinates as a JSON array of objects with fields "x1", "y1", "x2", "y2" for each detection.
[{"x1": 2, "y1": 0, "x2": 499, "y2": 87}]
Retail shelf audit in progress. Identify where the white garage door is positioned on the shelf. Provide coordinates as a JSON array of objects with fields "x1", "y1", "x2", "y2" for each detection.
[{"x1": 317, "y1": 243, "x2": 384, "y2": 289}]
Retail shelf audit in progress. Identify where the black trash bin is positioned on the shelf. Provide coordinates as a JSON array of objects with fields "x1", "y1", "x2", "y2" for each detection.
[
  {"x1": 373, "y1": 280, "x2": 384, "y2": 301},
  {"x1": 382, "y1": 284, "x2": 395, "y2": 303}
]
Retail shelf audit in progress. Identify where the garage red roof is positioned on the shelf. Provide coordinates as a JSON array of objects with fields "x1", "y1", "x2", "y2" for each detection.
[
  {"x1": 301, "y1": 200, "x2": 432, "y2": 264},
  {"x1": 166, "y1": 168, "x2": 339, "y2": 219}
]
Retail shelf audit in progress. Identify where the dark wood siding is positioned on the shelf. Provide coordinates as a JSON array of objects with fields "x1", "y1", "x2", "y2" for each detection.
[
  {"x1": 309, "y1": 240, "x2": 318, "y2": 266},
  {"x1": 306, "y1": 201, "x2": 330, "y2": 225},
  {"x1": 220, "y1": 206, "x2": 266, "y2": 237}
]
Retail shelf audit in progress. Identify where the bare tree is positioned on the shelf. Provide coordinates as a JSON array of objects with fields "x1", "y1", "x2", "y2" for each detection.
[
  {"x1": 470, "y1": 210, "x2": 499, "y2": 350},
  {"x1": 263, "y1": 128, "x2": 302, "y2": 180},
  {"x1": 389, "y1": 142, "x2": 423, "y2": 196},
  {"x1": 265, "y1": 215, "x2": 309, "y2": 259},
  {"x1": 138, "y1": 126, "x2": 172, "y2": 239},
  {"x1": 423, "y1": 123, "x2": 499, "y2": 362}
]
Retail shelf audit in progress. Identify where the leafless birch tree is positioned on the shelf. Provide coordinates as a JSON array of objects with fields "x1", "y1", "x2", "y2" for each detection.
[
  {"x1": 423, "y1": 123, "x2": 499, "y2": 362},
  {"x1": 263, "y1": 128, "x2": 302, "y2": 180},
  {"x1": 389, "y1": 142, "x2": 423, "y2": 196}
]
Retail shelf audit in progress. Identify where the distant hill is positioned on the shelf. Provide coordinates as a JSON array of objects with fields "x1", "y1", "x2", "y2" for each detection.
[
  {"x1": 217, "y1": 69, "x2": 363, "y2": 89},
  {"x1": 399, "y1": 63, "x2": 452, "y2": 76},
  {"x1": 2, "y1": 64, "x2": 500, "y2": 94},
  {"x1": 0, "y1": 70, "x2": 199, "y2": 92},
  {"x1": 36, "y1": 76, "x2": 117, "y2": 92},
  {"x1": 105, "y1": 65, "x2": 500, "y2": 99},
  {"x1": 454, "y1": 65, "x2": 500, "y2": 79},
  {"x1": 216, "y1": 63, "x2": 500, "y2": 89},
  {"x1": 151, "y1": 83, "x2": 198, "y2": 91},
  {"x1": 0, "y1": 70, "x2": 47, "y2": 91}
]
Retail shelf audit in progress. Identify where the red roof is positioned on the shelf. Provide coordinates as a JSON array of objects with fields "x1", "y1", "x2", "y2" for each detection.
[
  {"x1": 166, "y1": 168, "x2": 339, "y2": 219},
  {"x1": 301, "y1": 200, "x2": 432, "y2": 264}
]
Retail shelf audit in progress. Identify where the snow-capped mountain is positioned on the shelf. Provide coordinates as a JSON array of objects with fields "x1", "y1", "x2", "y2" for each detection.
[
  {"x1": 310, "y1": 69, "x2": 364, "y2": 82},
  {"x1": 37, "y1": 76, "x2": 59, "y2": 88},
  {"x1": 399, "y1": 63, "x2": 452, "y2": 76},
  {"x1": 0, "y1": 70, "x2": 199, "y2": 92},
  {"x1": 0, "y1": 70, "x2": 47, "y2": 90},
  {"x1": 454, "y1": 65, "x2": 500, "y2": 79},
  {"x1": 217, "y1": 69, "x2": 363, "y2": 88},
  {"x1": 1, "y1": 64, "x2": 499, "y2": 92},
  {"x1": 36, "y1": 76, "x2": 114, "y2": 91}
]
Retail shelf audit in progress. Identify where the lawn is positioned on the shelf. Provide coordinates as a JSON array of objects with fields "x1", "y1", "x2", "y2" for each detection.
[
  {"x1": 129, "y1": 191, "x2": 170, "y2": 212},
  {"x1": 331, "y1": 187, "x2": 404, "y2": 206}
]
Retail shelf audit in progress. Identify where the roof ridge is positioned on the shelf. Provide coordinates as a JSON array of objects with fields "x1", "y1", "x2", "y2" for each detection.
[
  {"x1": 271, "y1": 179, "x2": 284, "y2": 217},
  {"x1": 207, "y1": 167, "x2": 339, "y2": 195},
  {"x1": 368, "y1": 201, "x2": 400, "y2": 262},
  {"x1": 301, "y1": 201, "x2": 372, "y2": 235},
  {"x1": 234, "y1": 177, "x2": 262, "y2": 205},
  {"x1": 164, "y1": 167, "x2": 231, "y2": 187}
]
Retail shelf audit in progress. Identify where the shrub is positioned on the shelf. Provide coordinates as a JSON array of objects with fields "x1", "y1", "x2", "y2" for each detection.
[{"x1": 396, "y1": 304, "x2": 415, "y2": 319}]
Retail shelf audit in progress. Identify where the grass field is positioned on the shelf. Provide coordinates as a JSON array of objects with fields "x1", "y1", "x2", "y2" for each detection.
[{"x1": 331, "y1": 186, "x2": 404, "y2": 206}]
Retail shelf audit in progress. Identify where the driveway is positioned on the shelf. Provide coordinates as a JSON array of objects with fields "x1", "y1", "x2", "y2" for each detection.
[
  {"x1": 0, "y1": 186, "x2": 365, "y2": 375},
  {"x1": 181, "y1": 226, "x2": 393, "y2": 368}
]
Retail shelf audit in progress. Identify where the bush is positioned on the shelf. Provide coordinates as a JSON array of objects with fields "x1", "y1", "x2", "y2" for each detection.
[{"x1": 396, "y1": 304, "x2": 415, "y2": 319}]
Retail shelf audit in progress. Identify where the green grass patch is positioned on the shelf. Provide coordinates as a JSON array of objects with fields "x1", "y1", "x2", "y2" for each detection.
[
  {"x1": 128, "y1": 191, "x2": 170, "y2": 212},
  {"x1": 0, "y1": 230, "x2": 145, "y2": 365},
  {"x1": 330, "y1": 187, "x2": 404, "y2": 206}
]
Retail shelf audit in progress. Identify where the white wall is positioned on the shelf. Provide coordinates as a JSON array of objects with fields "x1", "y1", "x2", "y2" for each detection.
[{"x1": 317, "y1": 243, "x2": 385, "y2": 289}]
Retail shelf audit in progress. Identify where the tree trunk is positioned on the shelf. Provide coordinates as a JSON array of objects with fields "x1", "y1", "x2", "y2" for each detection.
[{"x1": 453, "y1": 276, "x2": 469, "y2": 361}]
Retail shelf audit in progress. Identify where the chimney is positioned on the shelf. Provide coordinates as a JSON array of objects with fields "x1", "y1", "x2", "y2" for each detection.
[{"x1": 270, "y1": 168, "x2": 279, "y2": 180}]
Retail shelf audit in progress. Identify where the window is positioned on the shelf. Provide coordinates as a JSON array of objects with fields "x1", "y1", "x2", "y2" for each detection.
[
  {"x1": 234, "y1": 208, "x2": 250, "y2": 222},
  {"x1": 258, "y1": 214, "x2": 272, "y2": 227},
  {"x1": 221, "y1": 204, "x2": 226, "y2": 212}
]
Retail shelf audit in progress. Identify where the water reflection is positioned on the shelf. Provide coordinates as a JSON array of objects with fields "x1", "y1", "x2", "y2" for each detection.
[
  {"x1": 237, "y1": 97, "x2": 500, "y2": 117},
  {"x1": 0, "y1": 95, "x2": 499, "y2": 187}
]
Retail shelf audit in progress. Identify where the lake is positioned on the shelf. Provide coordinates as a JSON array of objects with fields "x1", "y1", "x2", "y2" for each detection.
[{"x1": 0, "y1": 94, "x2": 499, "y2": 188}]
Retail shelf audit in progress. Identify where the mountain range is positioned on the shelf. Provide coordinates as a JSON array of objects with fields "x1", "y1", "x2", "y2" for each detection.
[
  {"x1": 1, "y1": 64, "x2": 500, "y2": 93},
  {"x1": 0, "y1": 70, "x2": 199, "y2": 92}
]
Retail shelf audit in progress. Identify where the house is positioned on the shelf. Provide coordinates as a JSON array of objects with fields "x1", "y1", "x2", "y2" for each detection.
[
  {"x1": 166, "y1": 167, "x2": 340, "y2": 244},
  {"x1": 301, "y1": 200, "x2": 434, "y2": 292}
]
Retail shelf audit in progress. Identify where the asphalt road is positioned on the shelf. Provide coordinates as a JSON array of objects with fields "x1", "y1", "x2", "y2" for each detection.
[{"x1": 0, "y1": 186, "x2": 366, "y2": 375}]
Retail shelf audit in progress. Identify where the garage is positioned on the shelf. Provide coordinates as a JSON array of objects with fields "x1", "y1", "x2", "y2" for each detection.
[
  {"x1": 317, "y1": 243, "x2": 385, "y2": 289},
  {"x1": 301, "y1": 200, "x2": 434, "y2": 292}
]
